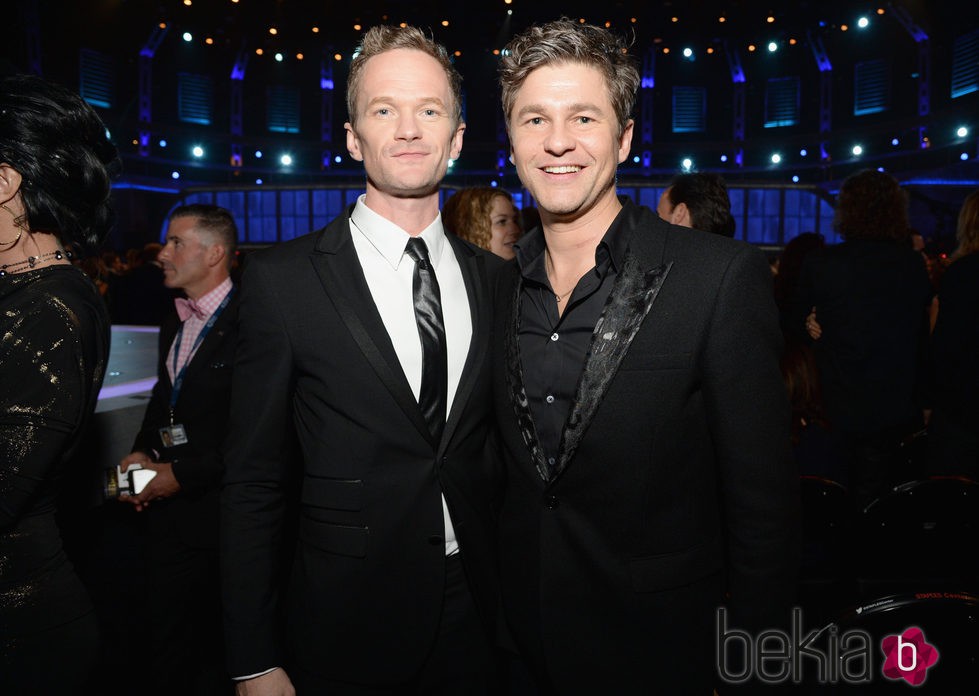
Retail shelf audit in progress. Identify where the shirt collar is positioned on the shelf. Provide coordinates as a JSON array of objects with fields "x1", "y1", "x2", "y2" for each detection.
[
  {"x1": 513, "y1": 199, "x2": 632, "y2": 282},
  {"x1": 350, "y1": 194, "x2": 446, "y2": 270},
  {"x1": 193, "y1": 276, "x2": 233, "y2": 316}
]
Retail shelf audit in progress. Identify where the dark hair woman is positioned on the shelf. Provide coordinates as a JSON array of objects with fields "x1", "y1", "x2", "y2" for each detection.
[{"x1": 0, "y1": 73, "x2": 120, "y2": 692}]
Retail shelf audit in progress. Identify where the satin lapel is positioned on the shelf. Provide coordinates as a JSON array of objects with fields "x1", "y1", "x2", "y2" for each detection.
[
  {"x1": 439, "y1": 235, "x2": 486, "y2": 455},
  {"x1": 310, "y1": 220, "x2": 435, "y2": 447},
  {"x1": 502, "y1": 270, "x2": 551, "y2": 483},
  {"x1": 159, "y1": 313, "x2": 180, "y2": 390},
  {"x1": 551, "y1": 252, "x2": 673, "y2": 481}
]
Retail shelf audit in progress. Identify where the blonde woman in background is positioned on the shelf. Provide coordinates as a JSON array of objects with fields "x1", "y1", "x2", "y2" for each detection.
[{"x1": 442, "y1": 186, "x2": 522, "y2": 260}]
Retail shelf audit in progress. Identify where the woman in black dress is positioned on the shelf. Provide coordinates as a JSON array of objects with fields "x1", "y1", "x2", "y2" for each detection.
[{"x1": 0, "y1": 74, "x2": 119, "y2": 693}]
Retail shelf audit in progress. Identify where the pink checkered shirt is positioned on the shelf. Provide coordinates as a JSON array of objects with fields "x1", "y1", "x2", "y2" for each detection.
[{"x1": 166, "y1": 277, "x2": 233, "y2": 383}]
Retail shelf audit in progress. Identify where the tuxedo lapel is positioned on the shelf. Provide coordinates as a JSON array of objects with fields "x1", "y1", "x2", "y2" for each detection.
[
  {"x1": 506, "y1": 206, "x2": 675, "y2": 484},
  {"x1": 439, "y1": 235, "x2": 487, "y2": 455},
  {"x1": 553, "y1": 253, "x2": 672, "y2": 479},
  {"x1": 310, "y1": 216, "x2": 435, "y2": 447}
]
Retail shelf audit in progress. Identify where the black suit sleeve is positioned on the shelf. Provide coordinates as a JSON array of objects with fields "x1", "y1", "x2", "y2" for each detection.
[
  {"x1": 702, "y1": 244, "x2": 801, "y2": 631},
  {"x1": 220, "y1": 256, "x2": 296, "y2": 676}
]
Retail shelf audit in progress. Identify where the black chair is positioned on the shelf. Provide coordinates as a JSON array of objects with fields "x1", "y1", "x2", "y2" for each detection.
[
  {"x1": 798, "y1": 591, "x2": 979, "y2": 693},
  {"x1": 856, "y1": 476, "x2": 979, "y2": 597},
  {"x1": 798, "y1": 475, "x2": 859, "y2": 623}
]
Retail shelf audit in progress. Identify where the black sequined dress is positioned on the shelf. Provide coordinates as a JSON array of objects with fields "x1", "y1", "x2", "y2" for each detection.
[{"x1": 1, "y1": 264, "x2": 110, "y2": 690}]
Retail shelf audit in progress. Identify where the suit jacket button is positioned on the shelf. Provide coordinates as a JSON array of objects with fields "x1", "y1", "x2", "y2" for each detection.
[
  {"x1": 428, "y1": 535, "x2": 444, "y2": 546},
  {"x1": 545, "y1": 495, "x2": 559, "y2": 509}
]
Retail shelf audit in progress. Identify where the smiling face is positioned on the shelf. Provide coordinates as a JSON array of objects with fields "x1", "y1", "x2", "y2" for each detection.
[
  {"x1": 345, "y1": 48, "x2": 465, "y2": 214},
  {"x1": 488, "y1": 194, "x2": 521, "y2": 260},
  {"x1": 508, "y1": 62, "x2": 633, "y2": 226}
]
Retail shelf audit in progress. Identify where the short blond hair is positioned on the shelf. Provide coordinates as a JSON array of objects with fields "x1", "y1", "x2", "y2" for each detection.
[{"x1": 346, "y1": 25, "x2": 463, "y2": 127}]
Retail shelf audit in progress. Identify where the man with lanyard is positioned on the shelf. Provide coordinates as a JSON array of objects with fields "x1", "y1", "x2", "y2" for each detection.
[{"x1": 120, "y1": 203, "x2": 239, "y2": 695}]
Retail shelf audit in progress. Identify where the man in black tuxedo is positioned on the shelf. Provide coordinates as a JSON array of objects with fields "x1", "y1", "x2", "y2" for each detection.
[
  {"x1": 492, "y1": 19, "x2": 801, "y2": 694},
  {"x1": 221, "y1": 25, "x2": 503, "y2": 696},
  {"x1": 120, "y1": 204, "x2": 239, "y2": 694}
]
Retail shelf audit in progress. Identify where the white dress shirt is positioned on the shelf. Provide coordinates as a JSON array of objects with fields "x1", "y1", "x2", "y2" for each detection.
[{"x1": 349, "y1": 194, "x2": 472, "y2": 556}]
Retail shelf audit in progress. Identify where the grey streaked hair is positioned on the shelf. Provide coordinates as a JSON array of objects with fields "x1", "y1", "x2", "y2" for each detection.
[{"x1": 499, "y1": 17, "x2": 640, "y2": 136}]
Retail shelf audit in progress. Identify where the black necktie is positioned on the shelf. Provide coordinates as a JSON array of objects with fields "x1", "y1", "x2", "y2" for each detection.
[{"x1": 404, "y1": 237, "x2": 448, "y2": 442}]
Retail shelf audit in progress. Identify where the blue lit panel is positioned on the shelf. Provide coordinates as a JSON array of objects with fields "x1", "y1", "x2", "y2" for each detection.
[
  {"x1": 764, "y1": 77, "x2": 800, "y2": 128},
  {"x1": 671, "y1": 87, "x2": 707, "y2": 133},
  {"x1": 951, "y1": 30, "x2": 979, "y2": 98},
  {"x1": 267, "y1": 85, "x2": 301, "y2": 133},
  {"x1": 80, "y1": 48, "x2": 113, "y2": 109},
  {"x1": 854, "y1": 60, "x2": 889, "y2": 116},
  {"x1": 178, "y1": 73, "x2": 213, "y2": 125}
]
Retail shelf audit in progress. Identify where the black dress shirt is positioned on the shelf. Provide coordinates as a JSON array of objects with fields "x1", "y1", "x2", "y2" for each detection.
[{"x1": 513, "y1": 207, "x2": 630, "y2": 465}]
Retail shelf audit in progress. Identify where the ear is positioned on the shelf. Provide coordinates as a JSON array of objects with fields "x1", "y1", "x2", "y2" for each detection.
[
  {"x1": 617, "y1": 119, "x2": 635, "y2": 164},
  {"x1": 0, "y1": 164, "x2": 24, "y2": 206},
  {"x1": 449, "y1": 121, "x2": 466, "y2": 161},
  {"x1": 672, "y1": 202, "x2": 692, "y2": 227},
  {"x1": 207, "y1": 242, "x2": 227, "y2": 269},
  {"x1": 345, "y1": 122, "x2": 364, "y2": 162}
]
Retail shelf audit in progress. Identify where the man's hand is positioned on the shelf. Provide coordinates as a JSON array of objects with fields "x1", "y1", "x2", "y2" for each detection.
[
  {"x1": 235, "y1": 669, "x2": 295, "y2": 696},
  {"x1": 119, "y1": 454, "x2": 181, "y2": 512},
  {"x1": 805, "y1": 307, "x2": 823, "y2": 341}
]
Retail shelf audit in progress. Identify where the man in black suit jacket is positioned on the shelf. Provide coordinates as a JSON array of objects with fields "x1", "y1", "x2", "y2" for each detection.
[
  {"x1": 221, "y1": 25, "x2": 502, "y2": 696},
  {"x1": 119, "y1": 204, "x2": 239, "y2": 694},
  {"x1": 492, "y1": 20, "x2": 800, "y2": 694}
]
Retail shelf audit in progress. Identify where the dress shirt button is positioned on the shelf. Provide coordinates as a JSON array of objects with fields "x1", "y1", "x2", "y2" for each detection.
[
  {"x1": 428, "y1": 535, "x2": 444, "y2": 546},
  {"x1": 545, "y1": 495, "x2": 559, "y2": 510},
  {"x1": 545, "y1": 395, "x2": 555, "y2": 404},
  {"x1": 547, "y1": 457, "x2": 556, "y2": 467},
  {"x1": 550, "y1": 332, "x2": 559, "y2": 342}
]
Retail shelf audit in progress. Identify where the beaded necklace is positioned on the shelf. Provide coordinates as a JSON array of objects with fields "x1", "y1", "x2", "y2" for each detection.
[{"x1": 0, "y1": 249, "x2": 71, "y2": 277}]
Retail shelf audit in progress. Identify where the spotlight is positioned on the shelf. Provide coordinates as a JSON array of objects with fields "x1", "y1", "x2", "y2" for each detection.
[
  {"x1": 490, "y1": 181, "x2": 498, "y2": 188},
  {"x1": 961, "y1": 152, "x2": 970, "y2": 161},
  {"x1": 274, "y1": 53, "x2": 284, "y2": 62},
  {"x1": 280, "y1": 154, "x2": 293, "y2": 166},
  {"x1": 767, "y1": 42, "x2": 778, "y2": 53},
  {"x1": 182, "y1": 32, "x2": 192, "y2": 42},
  {"x1": 891, "y1": 138, "x2": 900, "y2": 146},
  {"x1": 192, "y1": 145, "x2": 204, "y2": 158},
  {"x1": 792, "y1": 175, "x2": 800, "y2": 183},
  {"x1": 255, "y1": 150, "x2": 263, "y2": 158},
  {"x1": 682, "y1": 47, "x2": 694, "y2": 59},
  {"x1": 632, "y1": 155, "x2": 640, "y2": 163},
  {"x1": 171, "y1": 171, "x2": 180, "y2": 180},
  {"x1": 857, "y1": 17, "x2": 870, "y2": 29},
  {"x1": 256, "y1": 178, "x2": 263, "y2": 184},
  {"x1": 771, "y1": 153, "x2": 782, "y2": 164},
  {"x1": 334, "y1": 155, "x2": 342, "y2": 164},
  {"x1": 852, "y1": 145, "x2": 863, "y2": 156},
  {"x1": 956, "y1": 126, "x2": 969, "y2": 138},
  {"x1": 799, "y1": 148, "x2": 808, "y2": 157},
  {"x1": 159, "y1": 139, "x2": 167, "y2": 148},
  {"x1": 720, "y1": 155, "x2": 728, "y2": 163},
  {"x1": 681, "y1": 158, "x2": 693, "y2": 171}
]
